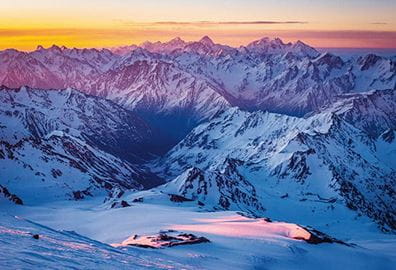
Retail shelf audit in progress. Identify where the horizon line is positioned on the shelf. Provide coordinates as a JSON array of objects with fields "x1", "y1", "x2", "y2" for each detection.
[{"x1": 1, "y1": 34, "x2": 396, "y2": 52}]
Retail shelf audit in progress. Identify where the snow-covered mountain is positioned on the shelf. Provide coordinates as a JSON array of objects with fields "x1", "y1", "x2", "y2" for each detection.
[
  {"x1": 0, "y1": 87, "x2": 163, "y2": 203},
  {"x1": 1, "y1": 37, "x2": 394, "y2": 143},
  {"x1": 153, "y1": 107, "x2": 396, "y2": 231},
  {"x1": 112, "y1": 37, "x2": 395, "y2": 116},
  {"x1": 125, "y1": 159, "x2": 265, "y2": 214},
  {"x1": 170, "y1": 41, "x2": 395, "y2": 116},
  {"x1": 1, "y1": 37, "x2": 396, "y2": 268},
  {"x1": 160, "y1": 160, "x2": 265, "y2": 214},
  {"x1": 314, "y1": 88, "x2": 396, "y2": 137},
  {"x1": 0, "y1": 46, "x2": 115, "y2": 90},
  {"x1": 0, "y1": 86, "x2": 154, "y2": 162},
  {"x1": 0, "y1": 132, "x2": 159, "y2": 204},
  {"x1": 89, "y1": 59, "x2": 231, "y2": 146}
]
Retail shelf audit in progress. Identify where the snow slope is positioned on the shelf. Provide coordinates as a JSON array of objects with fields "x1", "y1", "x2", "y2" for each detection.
[
  {"x1": 2, "y1": 200, "x2": 396, "y2": 270},
  {"x1": 0, "y1": 212, "x2": 193, "y2": 269}
]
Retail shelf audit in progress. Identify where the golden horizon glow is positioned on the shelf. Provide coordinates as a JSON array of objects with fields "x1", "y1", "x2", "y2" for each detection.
[{"x1": 1, "y1": 0, "x2": 395, "y2": 50}]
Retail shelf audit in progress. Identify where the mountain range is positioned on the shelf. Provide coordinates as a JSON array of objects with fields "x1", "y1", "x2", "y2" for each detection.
[
  {"x1": 1, "y1": 37, "x2": 394, "y2": 143},
  {"x1": 0, "y1": 37, "x2": 395, "y2": 232}
]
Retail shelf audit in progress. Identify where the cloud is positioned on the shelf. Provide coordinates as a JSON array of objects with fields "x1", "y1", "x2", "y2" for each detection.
[
  {"x1": 284, "y1": 30, "x2": 396, "y2": 40},
  {"x1": 153, "y1": 21, "x2": 308, "y2": 26},
  {"x1": 371, "y1": 22, "x2": 388, "y2": 25},
  {"x1": 114, "y1": 20, "x2": 308, "y2": 28},
  {"x1": 1, "y1": 28, "x2": 396, "y2": 51}
]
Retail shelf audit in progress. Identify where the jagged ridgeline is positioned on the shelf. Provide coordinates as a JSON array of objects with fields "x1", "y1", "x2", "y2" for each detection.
[{"x1": 1, "y1": 37, "x2": 394, "y2": 147}]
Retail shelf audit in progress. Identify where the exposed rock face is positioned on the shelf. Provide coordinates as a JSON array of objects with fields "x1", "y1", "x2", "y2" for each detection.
[
  {"x1": 112, "y1": 230, "x2": 210, "y2": 249},
  {"x1": 0, "y1": 185, "x2": 23, "y2": 205},
  {"x1": 301, "y1": 226, "x2": 351, "y2": 246}
]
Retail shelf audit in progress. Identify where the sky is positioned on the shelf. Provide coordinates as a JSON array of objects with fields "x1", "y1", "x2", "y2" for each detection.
[{"x1": 1, "y1": 0, "x2": 395, "y2": 50}]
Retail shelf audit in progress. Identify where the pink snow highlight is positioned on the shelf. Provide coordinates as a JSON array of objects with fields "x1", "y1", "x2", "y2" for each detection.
[{"x1": 169, "y1": 215, "x2": 311, "y2": 241}]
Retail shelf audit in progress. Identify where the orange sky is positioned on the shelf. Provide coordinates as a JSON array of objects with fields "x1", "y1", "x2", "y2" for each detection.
[{"x1": 1, "y1": 0, "x2": 395, "y2": 50}]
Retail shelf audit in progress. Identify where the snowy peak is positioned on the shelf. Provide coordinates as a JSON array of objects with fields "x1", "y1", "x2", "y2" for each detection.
[
  {"x1": 168, "y1": 36, "x2": 186, "y2": 46},
  {"x1": 199, "y1": 35, "x2": 215, "y2": 46},
  {"x1": 291, "y1": 40, "x2": 319, "y2": 58},
  {"x1": 246, "y1": 37, "x2": 285, "y2": 53},
  {"x1": 139, "y1": 37, "x2": 188, "y2": 53},
  {"x1": 124, "y1": 158, "x2": 265, "y2": 214},
  {"x1": 169, "y1": 36, "x2": 184, "y2": 42},
  {"x1": 358, "y1": 53, "x2": 384, "y2": 70},
  {"x1": 246, "y1": 37, "x2": 272, "y2": 47},
  {"x1": 110, "y1": 44, "x2": 139, "y2": 55},
  {"x1": 245, "y1": 37, "x2": 319, "y2": 57},
  {"x1": 313, "y1": 52, "x2": 344, "y2": 68}
]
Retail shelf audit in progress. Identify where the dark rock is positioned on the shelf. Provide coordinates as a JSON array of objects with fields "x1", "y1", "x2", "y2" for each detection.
[
  {"x1": 281, "y1": 193, "x2": 289, "y2": 199},
  {"x1": 121, "y1": 200, "x2": 131, "y2": 207},
  {"x1": 72, "y1": 189, "x2": 92, "y2": 200},
  {"x1": 300, "y1": 226, "x2": 353, "y2": 246},
  {"x1": 169, "y1": 194, "x2": 194, "y2": 202},
  {"x1": 124, "y1": 231, "x2": 210, "y2": 249},
  {"x1": 0, "y1": 185, "x2": 23, "y2": 205},
  {"x1": 132, "y1": 197, "x2": 144, "y2": 203}
]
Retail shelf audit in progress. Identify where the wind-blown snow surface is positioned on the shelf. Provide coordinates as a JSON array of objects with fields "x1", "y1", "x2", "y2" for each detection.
[
  {"x1": 0, "y1": 212, "x2": 194, "y2": 269},
  {"x1": 2, "y1": 200, "x2": 396, "y2": 270}
]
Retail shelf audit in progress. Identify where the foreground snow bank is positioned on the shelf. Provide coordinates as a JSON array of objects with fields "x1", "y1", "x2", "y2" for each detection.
[
  {"x1": 2, "y1": 201, "x2": 396, "y2": 270},
  {"x1": 0, "y1": 213, "x2": 192, "y2": 269}
]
